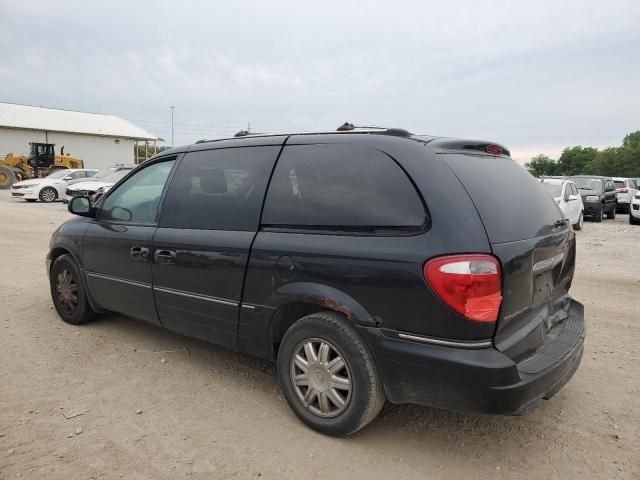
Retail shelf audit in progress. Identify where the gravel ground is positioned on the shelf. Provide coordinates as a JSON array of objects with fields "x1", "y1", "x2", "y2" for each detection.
[{"x1": 1, "y1": 190, "x2": 639, "y2": 480}]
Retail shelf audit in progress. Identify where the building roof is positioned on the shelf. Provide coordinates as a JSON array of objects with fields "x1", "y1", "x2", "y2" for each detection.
[{"x1": 0, "y1": 102, "x2": 158, "y2": 141}]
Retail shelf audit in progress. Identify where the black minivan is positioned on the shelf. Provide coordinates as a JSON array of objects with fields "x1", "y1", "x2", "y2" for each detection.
[{"x1": 48, "y1": 127, "x2": 585, "y2": 436}]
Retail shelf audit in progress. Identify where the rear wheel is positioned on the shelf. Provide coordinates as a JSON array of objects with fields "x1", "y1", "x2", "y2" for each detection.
[
  {"x1": 573, "y1": 212, "x2": 583, "y2": 230},
  {"x1": 0, "y1": 165, "x2": 13, "y2": 188},
  {"x1": 606, "y1": 205, "x2": 616, "y2": 219},
  {"x1": 50, "y1": 254, "x2": 97, "y2": 325},
  {"x1": 277, "y1": 311, "x2": 385, "y2": 436},
  {"x1": 39, "y1": 187, "x2": 58, "y2": 203},
  {"x1": 593, "y1": 206, "x2": 603, "y2": 222}
]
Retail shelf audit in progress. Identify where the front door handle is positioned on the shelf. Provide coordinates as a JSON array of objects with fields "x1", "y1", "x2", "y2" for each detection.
[
  {"x1": 130, "y1": 246, "x2": 150, "y2": 261},
  {"x1": 154, "y1": 249, "x2": 176, "y2": 264}
]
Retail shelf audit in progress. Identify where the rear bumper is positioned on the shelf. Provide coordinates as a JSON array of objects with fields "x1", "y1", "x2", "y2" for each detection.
[
  {"x1": 616, "y1": 201, "x2": 630, "y2": 212},
  {"x1": 11, "y1": 188, "x2": 37, "y2": 199},
  {"x1": 357, "y1": 299, "x2": 585, "y2": 415}
]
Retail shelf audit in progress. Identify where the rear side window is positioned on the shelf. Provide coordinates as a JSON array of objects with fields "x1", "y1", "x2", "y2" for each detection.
[
  {"x1": 159, "y1": 146, "x2": 279, "y2": 231},
  {"x1": 262, "y1": 144, "x2": 426, "y2": 229}
]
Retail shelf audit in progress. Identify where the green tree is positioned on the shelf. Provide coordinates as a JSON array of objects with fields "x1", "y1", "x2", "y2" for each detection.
[
  {"x1": 556, "y1": 146, "x2": 598, "y2": 175},
  {"x1": 619, "y1": 131, "x2": 640, "y2": 177},
  {"x1": 525, "y1": 154, "x2": 559, "y2": 177}
]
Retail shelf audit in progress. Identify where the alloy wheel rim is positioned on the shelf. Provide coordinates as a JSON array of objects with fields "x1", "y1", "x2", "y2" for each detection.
[
  {"x1": 42, "y1": 189, "x2": 56, "y2": 202},
  {"x1": 290, "y1": 338, "x2": 352, "y2": 418},
  {"x1": 56, "y1": 269, "x2": 78, "y2": 315}
]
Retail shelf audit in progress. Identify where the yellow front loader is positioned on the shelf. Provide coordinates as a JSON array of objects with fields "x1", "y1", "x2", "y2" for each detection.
[{"x1": 0, "y1": 143, "x2": 84, "y2": 188}]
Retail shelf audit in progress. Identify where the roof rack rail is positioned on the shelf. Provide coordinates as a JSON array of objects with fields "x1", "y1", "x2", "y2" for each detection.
[{"x1": 336, "y1": 122, "x2": 411, "y2": 137}]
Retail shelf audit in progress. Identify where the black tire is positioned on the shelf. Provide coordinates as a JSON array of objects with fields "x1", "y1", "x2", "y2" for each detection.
[
  {"x1": 606, "y1": 205, "x2": 616, "y2": 219},
  {"x1": 593, "y1": 206, "x2": 603, "y2": 222},
  {"x1": 50, "y1": 254, "x2": 97, "y2": 325},
  {"x1": 573, "y1": 212, "x2": 583, "y2": 231},
  {"x1": 26, "y1": 199, "x2": 37, "y2": 203},
  {"x1": 39, "y1": 187, "x2": 58, "y2": 203},
  {"x1": 277, "y1": 311, "x2": 385, "y2": 436},
  {"x1": 0, "y1": 164, "x2": 13, "y2": 188},
  {"x1": 630, "y1": 213, "x2": 640, "y2": 225}
]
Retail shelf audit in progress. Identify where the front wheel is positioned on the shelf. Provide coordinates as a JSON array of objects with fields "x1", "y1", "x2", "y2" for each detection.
[
  {"x1": 573, "y1": 212, "x2": 583, "y2": 230},
  {"x1": 630, "y1": 213, "x2": 640, "y2": 225},
  {"x1": 50, "y1": 254, "x2": 97, "y2": 325},
  {"x1": 593, "y1": 206, "x2": 603, "y2": 222},
  {"x1": 277, "y1": 311, "x2": 385, "y2": 436}
]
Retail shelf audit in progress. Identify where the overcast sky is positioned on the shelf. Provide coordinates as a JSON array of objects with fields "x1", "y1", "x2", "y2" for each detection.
[{"x1": 1, "y1": 0, "x2": 639, "y2": 163}]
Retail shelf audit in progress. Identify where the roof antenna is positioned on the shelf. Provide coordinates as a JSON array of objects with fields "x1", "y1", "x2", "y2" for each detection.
[{"x1": 337, "y1": 122, "x2": 355, "y2": 131}]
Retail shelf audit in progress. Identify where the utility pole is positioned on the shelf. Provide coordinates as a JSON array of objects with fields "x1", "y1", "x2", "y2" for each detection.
[{"x1": 170, "y1": 106, "x2": 175, "y2": 147}]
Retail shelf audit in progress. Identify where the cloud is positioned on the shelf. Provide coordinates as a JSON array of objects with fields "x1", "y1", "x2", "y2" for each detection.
[{"x1": 1, "y1": 0, "x2": 639, "y2": 155}]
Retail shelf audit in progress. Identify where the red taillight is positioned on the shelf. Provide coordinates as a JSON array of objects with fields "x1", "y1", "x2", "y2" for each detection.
[
  {"x1": 423, "y1": 254, "x2": 502, "y2": 323},
  {"x1": 616, "y1": 188, "x2": 628, "y2": 193},
  {"x1": 485, "y1": 144, "x2": 502, "y2": 155}
]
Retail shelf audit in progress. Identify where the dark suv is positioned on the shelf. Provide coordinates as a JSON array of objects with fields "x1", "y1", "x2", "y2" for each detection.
[
  {"x1": 48, "y1": 128, "x2": 585, "y2": 436},
  {"x1": 570, "y1": 175, "x2": 617, "y2": 222}
]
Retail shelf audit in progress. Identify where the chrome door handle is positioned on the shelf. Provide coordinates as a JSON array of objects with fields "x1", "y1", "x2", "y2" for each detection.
[
  {"x1": 130, "y1": 246, "x2": 150, "y2": 261},
  {"x1": 154, "y1": 249, "x2": 176, "y2": 264}
]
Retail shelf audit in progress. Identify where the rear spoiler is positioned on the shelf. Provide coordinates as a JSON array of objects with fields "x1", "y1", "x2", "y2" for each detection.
[{"x1": 428, "y1": 138, "x2": 511, "y2": 157}]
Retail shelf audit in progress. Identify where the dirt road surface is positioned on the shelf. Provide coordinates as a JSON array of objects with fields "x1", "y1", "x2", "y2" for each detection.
[{"x1": 1, "y1": 190, "x2": 638, "y2": 479}]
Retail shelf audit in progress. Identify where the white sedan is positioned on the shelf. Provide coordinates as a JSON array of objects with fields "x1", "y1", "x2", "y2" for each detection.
[
  {"x1": 539, "y1": 177, "x2": 585, "y2": 230},
  {"x1": 10, "y1": 169, "x2": 98, "y2": 203},
  {"x1": 63, "y1": 168, "x2": 132, "y2": 203}
]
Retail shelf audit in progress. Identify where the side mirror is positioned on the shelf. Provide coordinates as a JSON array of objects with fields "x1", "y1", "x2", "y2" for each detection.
[
  {"x1": 63, "y1": 176, "x2": 73, "y2": 181},
  {"x1": 568, "y1": 194, "x2": 579, "y2": 201},
  {"x1": 68, "y1": 196, "x2": 95, "y2": 217}
]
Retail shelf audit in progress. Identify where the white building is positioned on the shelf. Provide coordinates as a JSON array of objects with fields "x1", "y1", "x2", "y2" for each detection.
[{"x1": 0, "y1": 102, "x2": 159, "y2": 170}]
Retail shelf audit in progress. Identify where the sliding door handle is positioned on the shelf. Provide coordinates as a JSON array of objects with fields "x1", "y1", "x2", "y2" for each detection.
[
  {"x1": 154, "y1": 249, "x2": 176, "y2": 264},
  {"x1": 130, "y1": 246, "x2": 150, "y2": 261}
]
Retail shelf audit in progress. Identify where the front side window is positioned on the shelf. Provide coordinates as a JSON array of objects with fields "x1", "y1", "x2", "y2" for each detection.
[
  {"x1": 159, "y1": 146, "x2": 279, "y2": 231},
  {"x1": 99, "y1": 160, "x2": 175, "y2": 224},
  {"x1": 262, "y1": 144, "x2": 426, "y2": 229}
]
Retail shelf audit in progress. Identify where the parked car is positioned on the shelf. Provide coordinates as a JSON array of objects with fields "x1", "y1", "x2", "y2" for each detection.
[
  {"x1": 10, "y1": 169, "x2": 98, "y2": 203},
  {"x1": 539, "y1": 177, "x2": 584, "y2": 230},
  {"x1": 63, "y1": 166, "x2": 133, "y2": 203},
  {"x1": 48, "y1": 128, "x2": 585, "y2": 436},
  {"x1": 630, "y1": 191, "x2": 640, "y2": 225},
  {"x1": 612, "y1": 177, "x2": 638, "y2": 213},
  {"x1": 570, "y1": 175, "x2": 617, "y2": 222}
]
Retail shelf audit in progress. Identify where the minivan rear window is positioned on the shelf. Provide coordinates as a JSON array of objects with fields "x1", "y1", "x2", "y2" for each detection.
[
  {"x1": 262, "y1": 144, "x2": 426, "y2": 230},
  {"x1": 441, "y1": 154, "x2": 563, "y2": 243}
]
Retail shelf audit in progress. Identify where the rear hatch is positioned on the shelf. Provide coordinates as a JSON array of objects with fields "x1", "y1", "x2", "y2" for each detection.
[{"x1": 437, "y1": 149, "x2": 576, "y2": 361}]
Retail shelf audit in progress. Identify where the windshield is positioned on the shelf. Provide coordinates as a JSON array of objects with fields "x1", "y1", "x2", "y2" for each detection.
[
  {"x1": 45, "y1": 170, "x2": 71, "y2": 179},
  {"x1": 97, "y1": 170, "x2": 131, "y2": 184},
  {"x1": 541, "y1": 183, "x2": 563, "y2": 197},
  {"x1": 572, "y1": 177, "x2": 603, "y2": 192}
]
